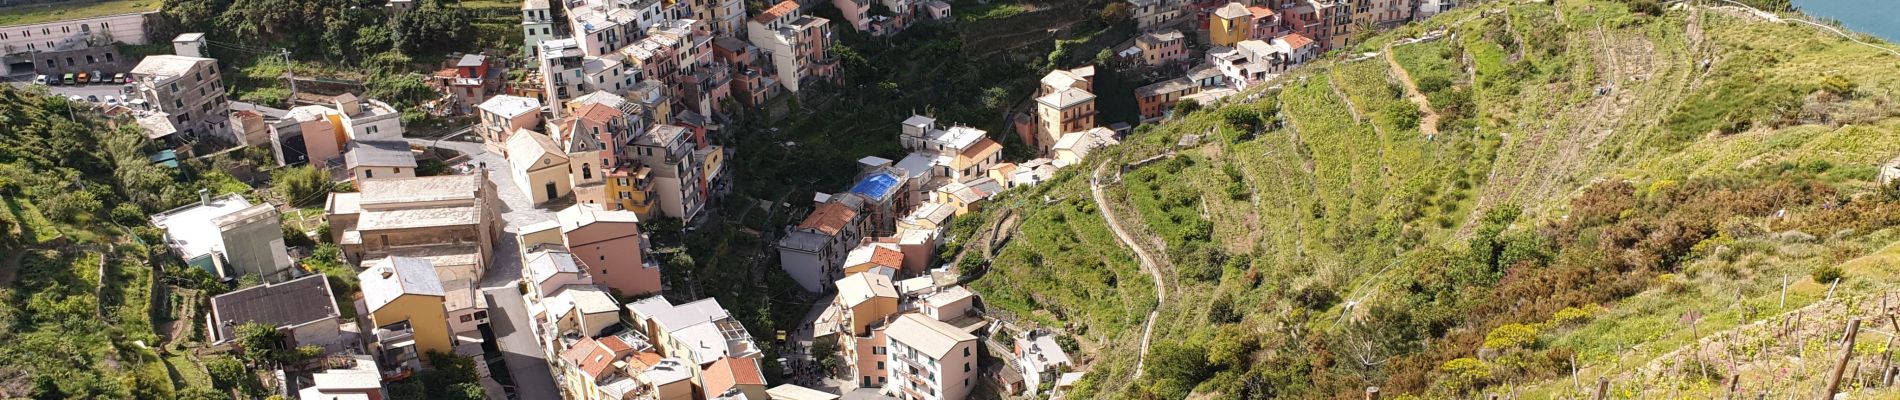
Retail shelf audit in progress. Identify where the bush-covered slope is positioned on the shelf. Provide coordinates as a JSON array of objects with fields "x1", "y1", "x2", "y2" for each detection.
[{"x1": 960, "y1": 1, "x2": 1900, "y2": 398}]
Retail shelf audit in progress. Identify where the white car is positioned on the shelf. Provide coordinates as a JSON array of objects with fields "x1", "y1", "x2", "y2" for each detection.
[{"x1": 104, "y1": 96, "x2": 121, "y2": 106}]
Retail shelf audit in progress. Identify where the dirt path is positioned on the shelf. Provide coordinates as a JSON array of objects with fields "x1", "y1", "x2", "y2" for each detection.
[
  {"x1": 1383, "y1": 43, "x2": 1442, "y2": 138},
  {"x1": 1090, "y1": 162, "x2": 1167, "y2": 379}
]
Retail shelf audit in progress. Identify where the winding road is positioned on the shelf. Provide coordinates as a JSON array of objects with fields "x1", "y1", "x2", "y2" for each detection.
[{"x1": 1089, "y1": 162, "x2": 1167, "y2": 379}]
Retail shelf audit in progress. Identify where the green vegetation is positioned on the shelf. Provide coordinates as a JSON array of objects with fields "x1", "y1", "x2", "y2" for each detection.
[
  {"x1": 0, "y1": 0, "x2": 159, "y2": 26},
  {"x1": 958, "y1": 0, "x2": 1900, "y2": 398}
]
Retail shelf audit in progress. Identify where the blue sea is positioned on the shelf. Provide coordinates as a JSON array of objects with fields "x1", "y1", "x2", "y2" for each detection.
[{"x1": 1792, "y1": 0, "x2": 1900, "y2": 42}]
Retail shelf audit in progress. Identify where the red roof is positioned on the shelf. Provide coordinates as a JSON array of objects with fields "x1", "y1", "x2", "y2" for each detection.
[
  {"x1": 701, "y1": 357, "x2": 766, "y2": 398},
  {"x1": 1281, "y1": 33, "x2": 1315, "y2": 49},
  {"x1": 871, "y1": 245, "x2": 904, "y2": 268},
  {"x1": 753, "y1": 0, "x2": 799, "y2": 23},
  {"x1": 797, "y1": 202, "x2": 858, "y2": 236},
  {"x1": 574, "y1": 103, "x2": 622, "y2": 125},
  {"x1": 1247, "y1": 5, "x2": 1274, "y2": 18}
]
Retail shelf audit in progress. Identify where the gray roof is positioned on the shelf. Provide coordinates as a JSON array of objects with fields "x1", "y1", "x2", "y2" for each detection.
[
  {"x1": 344, "y1": 140, "x2": 418, "y2": 169},
  {"x1": 360, "y1": 256, "x2": 446, "y2": 313},
  {"x1": 208, "y1": 274, "x2": 338, "y2": 343},
  {"x1": 456, "y1": 54, "x2": 487, "y2": 68}
]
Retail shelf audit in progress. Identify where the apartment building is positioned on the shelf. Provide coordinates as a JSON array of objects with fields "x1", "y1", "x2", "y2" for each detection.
[
  {"x1": 1127, "y1": 0, "x2": 1183, "y2": 30},
  {"x1": 324, "y1": 173, "x2": 502, "y2": 279},
  {"x1": 151, "y1": 193, "x2": 293, "y2": 282},
  {"x1": 625, "y1": 296, "x2": 765, "y2": 366},
  {"x1": 431, "y1": 54, "x2": 507, "y2": 114},
  {"x1": 539, "y1": 38, "x2": 641, "y2": 114},
  {"x1": 779, "y1": 200, "x2": 863, "y2": 292},
  {"x1": 1209, "y1": 2, "x2": 1253, "y2": 46},
  {"x1": 831, "y1": 272, "x2": 900, "y2": 389},
  {"x1": 0, "y1": 11, "x2": 151, "y2": 74},
  {"x1": 627, "y1": 124, "x2": 706, "y2": 220},
  {"x1": 267, "y1": 95, "x2": 405, "y2": 166},
  {"x1": 897, "y1": 115, "x2": 1004, "y2": 186},
  {"x1": 525, "y1": 0, "x2": 557, "y2": 58},
  {"x1": 131, "y1": 54, "x2": 229, "y2": 141},
  {"x1": 746, "y1": 0, "x2": 838, "y2": 93},
  {"x1": 1207, "y1": 35, "x2": 1315, "y2": 91},
  {"x1": 359, "y1": 256, "x2": 454, "y2": 371},
  {"x1": 557, "y1": 203, "x2": 663, "y2": 297},
  {"x1": 1132, "y1": 29, "x2": 1187, "y2": 67},
  {"x1": 1350, "y1": 0, "x2": 1415, "y2": 31},
  {"x1": 886, "y1": 314, "x2": 979, "y2": 400}
]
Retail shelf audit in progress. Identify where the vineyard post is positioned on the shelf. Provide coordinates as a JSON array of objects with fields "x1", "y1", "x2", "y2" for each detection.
[
  {"x1": 1593, "y1": 377, "x2": 1609, "y2": 400},
  {"x1": 1822, "y1": 318, "x2": 1861, "y2": 399},
  {"x1": 1365, "y1": 386, "x2": 1379, "y2": 400}
]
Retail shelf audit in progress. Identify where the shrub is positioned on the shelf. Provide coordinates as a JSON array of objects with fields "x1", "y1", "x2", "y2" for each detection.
[
  {"x1": 1481, "y1": 323, "x2": 1539, "y2": 350},
  {"x1": 1811, "y1": 265, "x2": 1845, "y2": 284}
]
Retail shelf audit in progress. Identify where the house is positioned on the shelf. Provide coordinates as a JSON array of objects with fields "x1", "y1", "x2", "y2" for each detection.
[
  {"x1": 746, "y1": 0, "x2": 838, "y2": 93},
  {"x1": 1208, "y1": 36, "x2": 1315, "y2": 91},
  {"x1": 1350, "y1": 0, "x2": 1415, "y2": 32},
  {"x1": 478, "y1": 95, "x2": 544, "y2": 145},
  {"x1": 1279, "y1": 0, "x2": 1342, "y2": 51},
  {"x1": 557, "y1": 203, "x2": 662, "y2": 297},
  {"x1": 641, "y1": 358, "x2": 699, "y2": 400},
  {"x1": 1248, "y1": 5, "x2": 1285, "y2": 39},
  {"x1": 557, "y1": 334, "x2": 660, "y2": 400},
  {"x1": 829, "y1": 272, "x2": 900, "y2": 389},
  {"x1": 523, "y1": 0, "x2": 557, "y2": 58},
  {"x1": 1209, "y1": 2, "x2": 1253, "y2": 47},
  {"x1": 525, "y1": 247, "x2": 595, "y2": 300},
  {"x1": 628, "y1": 124, "x2": 708, "y2": 220},
  {"x1": 702, "y1": 357, "x2": 769, "y2": 400},
  {"x1": 713, "y1": 37, "x2": 778, "y2": 108},
  {"x1": 931, "y1": 177, "x2": 1004, "y2": 216},
  {"x1": 625, "y1": 296, "x2": 764, "y2": 366},
  {"x1": 842, "y1": 241, "x2": 906, "y2": 277},
  {"x1": 324, "y1": 173, "x2": 501, "y2": 276},
  {"x1": 1033, "y1": 67, "x2": 1098, "y2": 154},
  {"x1": 268, "y1": 95, "x2": 406, "y2": 167},
  {"x1": 296, "y1": 355, "x2": 386, "y2": 400},
  {"x1": 343, "y1": 139, "x2": 418, "y2": 186},
  {"x1": 1014, "y1": 331, "x2": 1073, "y2": 396},
  {"x1": 886, "y1": 313, "x2": 980, "y2": 400},
  {"x1": 151, "y1": 193, "x2": 293, "y2": 282},
  {"x1": 767, "y1": 385, "x2": 840, "y2": 400},
  {"x1": 431, "y1": 54, "x2": 506, "y2": 114},
  {"x1": 1052, "y1": 127, "x2": 1120, "y2": 166},
  {"x1": 896, "y1": 115, "x2": 1004, "y2": 206},
  {"x1": 916, "y1": 286, "x2": 976, "y2": 323},
  {"x1": 780, "y1": 199, "x2": 866, "y2": 293},
  {"x1": 130, "y1": 54, "x2": 229, "y2": 142},
  {"x1": 206, "y1": 273, "x2": 341, "y2": 349},
  {"x1": 1135, "y1": 77, "x2": 1198, "y2": 122},
  {"x1": 1127, "y1": 0, "x2": 1183, "y2": 30},
  {"x1": 1417, "y1": 0, "x2": 1458, "y2": 18},
  {"x1": 507, "y1": 128, "x2": 574, "y2": 205},
  {"x1": 1133, "y1": 30, "x2": 1187, "y2": 67},
  {"x1": 359, "y1": 256, "x2": 453, "y2": 371},
  {"x1": 540, "y1": 284, "x2": 623, "y2": 340}
]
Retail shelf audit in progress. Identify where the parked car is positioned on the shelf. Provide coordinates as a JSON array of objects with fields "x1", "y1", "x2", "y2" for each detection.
[
  {"x1": 114, "y1": 73, "x2": 127, "y2": 83},
  {"x1": 33, "y1": 75, "x2": 48, "y2": 85},
  {"x1": 86, "y1": 95, "x2": 99, "y2": 102},
  {"x1": 104, "y1": 96, "x2": 121, "y2": 106},
  {"x1": 90, "y1": 70, "x2": 102, "y2": 83},
  {"x1": 76, "y1": 72, "x2": 89, "y2": 84},
  {"x1": 62, "y1": 73, "x2": 76, "y2": 85}
]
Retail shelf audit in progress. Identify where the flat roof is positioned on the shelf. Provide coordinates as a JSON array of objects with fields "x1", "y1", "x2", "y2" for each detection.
[
  {"x1": 150, "y1": 194, "x2": 257, "y2": 260},
  {"x1": 344, "y1": 139, "x2": 418, "y2": 169},
  {"x1": 835, "y1": 271, "x2": 897, "y2": 308},
  {"x1": 479, "y1": 95, "x2": 542, "y2": 118},
  {"x1": 767, "y1": 384, "x2": 840, "y2": 400}
]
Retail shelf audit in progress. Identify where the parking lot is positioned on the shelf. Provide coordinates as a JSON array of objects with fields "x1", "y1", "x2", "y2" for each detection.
[{"x1": 8, "y1": 79, "x2": 137, "y2": 105}]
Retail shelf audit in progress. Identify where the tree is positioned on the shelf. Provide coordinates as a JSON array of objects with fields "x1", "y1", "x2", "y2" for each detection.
[
  {"x1": 1099, "y1": 2, "x2": 1133, "y2": 24},
  {"x1": 1172, "y1": 99, "x2": 1202, "y2": 117},
  {"x1": 811, "y1": 339, "x2": 843, "y2": 378},
  {"x1": 271, "y1": 165, "x2": 335, "y2": 207},
  {"x1": 176, "y1": 387, "x2": 227, "y2": 400}
]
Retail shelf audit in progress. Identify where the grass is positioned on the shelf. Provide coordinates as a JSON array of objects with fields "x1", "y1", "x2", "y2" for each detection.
[
  {"x1": 164, "y1": 353, "x2": 213, "y2": 390},
  {"x1": 4, "y1": 196, "x2": 62, "y2": 245},
  {"x1": 0, "y1": 0, "x2": 158, "y2": 26}
]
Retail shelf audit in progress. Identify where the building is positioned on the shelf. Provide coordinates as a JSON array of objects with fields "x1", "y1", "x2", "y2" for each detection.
[
  {"x1": 507, "y1": 129, "x2": 575, "y2": 205},
  {"x1": 431, "y1": 54, "x2": 507, "y2": 114},
  {"x1": 558, "y1": 101, "x2": 661, "y2": 217},
  {"x1": 526, "y1": 247, "x2": 595, "y2": 300},
  {"x1": 479, "y1": 95, "x2": 544, "y2": 145},
  {"x1": 268, "y1": 95, "x2": 406, "y2": 166},
  {"x1": 1127, "y1": 0, "x2": 1183, "y2": 30},
  {"x1": 344, "y1": 139, "x2": 418, "y2": 185},
  {"x1": 628, "y1": 124, "x2": 706, "y2": 220},
  {"x1": 540, "y1": 284, "x2": 623, "y2": 341},
  {"x1": 746, "y1": 0, "x2": 838, "y2": 93},
  {"x1": 1416, "y1": 0, "x2": 1456, "y2": 18},
  {"x1": 886, "y1": 313, "x2": 979, "y2": 400},
  {"x1": 1247, "y1": 5, "x2": 1285, "y2": 39},
  {"x1": 130, "y1": 54, "x2": 229, "y2": 142},
  {"x1": 830, "y1": 272, "x2": 900, "y2": 389},
  {"x1": 1013, "y1": 331, "x2": 1073, "y2": 397},
  {"x1": 206, "y1": 273, "x2": 341, "y2": 349},
  {"x1": 1032, "y1": 66, "x2": 1097, "y2": 154},
  {"x1": 151, "y1": 193, "x2": 293, "y2": 282},
  {"x1": 296, "y1": 355, "x2": 387, "y2": 400},
  {"x1": 557, "y1": 203, "x2": 662, "y2": 297},
  {"x1": 524, "y1": 0, "x2": 558, "y2": 58},
  {"x1": 1351, "y1": 0, "x2": 1416, "y2": 32},
  {"x1": 930, "y1": 177, "x2": 1004, "y2": 216},
  {"x1": 625, "y1": 296, "x2": 764, "y2": 366},
  {"x1": 0, "y1": 11, "x2": 153, "y2": 75},
  {"x1": 359, "y1": 256, "x2": 453, "y2": 370},
  {"x1": 556, "y1": 333, "x2": 661, "y2": 400},
  {"x1": 897, "y1": 116, "x2": 1004, "y2": 187},
  {"x1": 1207, "y1": 35, "x2": 1315, "y2": 91},
  {"x1": 780, "y1": 199, "x2": 865, "y2": 292},
  {"x1": 325, "y1": 174, "x2": 502, "y2": 277},
  {"x1": 1209, "y1": 2, "x2": 1253, "y2": 47},
  {"x1": 1052, "y1": 127, "x2": 1120, "y2": 166},
  {"x1": 702, "y1": 357, "x2": 769, "y2": 400},
  {"x1": 1135, "y1": 77, "x2": 1197, "y2": 122},
  {"x1": 842, "y1": 241, "x2": 905, "y2": 277},
  {"x1": 1132, "y1": 29, "x2": 1187, "y2": 67},
  {"x1": 768, "y1": 385, "x2": 840, "y2": 400},
  {"x1": 833, "y1": 0, "x2": 949, "y2": 36}
]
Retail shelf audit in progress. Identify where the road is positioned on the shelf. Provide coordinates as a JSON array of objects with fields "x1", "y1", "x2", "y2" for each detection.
[
  {"x1": 1088, "y1": 162, "x2": 1166, "y2": 379},
  {"x1": 411, "y1": 132, "x2": 562, "y2": 399}
]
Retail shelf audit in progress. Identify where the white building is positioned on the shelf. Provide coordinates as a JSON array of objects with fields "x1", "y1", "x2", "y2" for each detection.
[
  {"x1": 0, "y1": 11, "x2": 151, "y2": 57},
  {"x1": 151, "y1": 193, "x2": 293, "y2": 282},
  {"x1": 523, "y1": 0, "x2": 558, "y2": 58},
  {"x1": 886, "y1": 314, "x2": 979, "y2": 400}
]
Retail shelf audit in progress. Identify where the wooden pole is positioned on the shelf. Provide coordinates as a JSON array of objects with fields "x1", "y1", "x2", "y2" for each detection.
[
  {"x1": 1594, "y1": 377, "x2": 1610, "y2": 400},
  {"x1": 1822, "y1": 318, "x2": 1861, "y2": 399},
  {"x1": 1365, "y1": 386, "x2": 1380, "y2": 400}
]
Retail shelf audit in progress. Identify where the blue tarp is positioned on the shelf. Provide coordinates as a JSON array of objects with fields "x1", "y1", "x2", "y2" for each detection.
[
  {"x1": 148, "y1": 149, "x2": 179, "y2": 168},
  {"x1": 850, "y1": 171, "x2": 901, "y2": 202}
]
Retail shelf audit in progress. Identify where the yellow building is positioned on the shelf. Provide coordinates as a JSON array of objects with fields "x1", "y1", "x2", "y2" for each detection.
[
  {"x1": 603, "y1": 166, "x2": 660, "y2": 219},
  {"x1": 359, "y1": 256, "x2": 454, "y2": 369},
  {"x1": 506, "y1": 128, "x2": 573, "y2": 205},
  {"x1": 1210, "y1": 2, "x2": 1253, "y2": 47}
]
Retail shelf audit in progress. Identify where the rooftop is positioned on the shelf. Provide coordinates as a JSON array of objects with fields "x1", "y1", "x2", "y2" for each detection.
[
  {"x1": 129, "y1": 55, "x2": 211, "y2": 79},
  {"x1": 356, "y1": 206, "x2": 482, "y2": 231},
  {"x1": 701, "y1": 357, "x2": 767, "y2": 399},
  {"x1": 557, "y1": 203, "x2": 642, "y2": 232},
  {"x1": 357, "y1": 174, "x2": 484, "y2": 206},
  {"x1": 456, "y1": 54, "x2": 486, "y2": 68},
  {"x1": 753, "y1": 0, "x2": 799, "y2": 23},
  {"x1": 835, "y1": 270, "x2": 898, "y2": 308},
  {"x1": 526, "y1": 249, "x2": 586, "y2": 285},
  {"x1": 208, "y1": 273, "x2": 337, "y2": 343},
  {"x1": 1036, "y1": 87, "x2": 1097, "y2": 108},
  {"x1": 150, "y1": 194, "x2": 263, "y2": 261},
  {"x1": 479, "y1": 95, "x2": 542, "y2": 118},
  {"x1": 767, "y1": 384, "x2": 840, "y2": 400},
  {"x1": 344, "y1": 140, "x2": 418, "y2": 169},
  {"x1": 888, "y1": 313, "x2": 977, "y2": 357},
  {"x1": 796, "y1": 201, "x2": 858, "y2": 236},
  {"x1": 848, "y1": 170, "x2": 902, "y2": 202},
  {"x1": 843, "y1": 242, "x2": 904, "y2": 270},
  {"x1": 359, "y1": 257, "x2": 445, "y2": 313},
  {"x1": 1136, "y1": 77, "x2": 1196, "y2": 97},
  {"x1": 1214, "y1": 2, "x2": 1251, "y2": 19}
]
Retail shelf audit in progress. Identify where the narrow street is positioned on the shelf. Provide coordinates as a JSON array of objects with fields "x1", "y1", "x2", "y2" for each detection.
[{"x1": 409, "y1": 133, "x2": 562, "y2": 399}]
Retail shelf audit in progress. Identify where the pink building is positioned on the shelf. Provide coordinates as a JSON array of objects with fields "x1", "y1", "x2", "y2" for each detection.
[{"x1": 557, "y1": 204, "x2": 662, "y2": 297}]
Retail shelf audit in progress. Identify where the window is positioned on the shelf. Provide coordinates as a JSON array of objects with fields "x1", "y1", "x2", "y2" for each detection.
[
  {"x1": 103, "y1": 53, "x2": 112, "y2": 62},
  {"x1": 365, "y1": 170, "x2": 374, "y2": 178},
  {"x1": 65, "y1": 57, "x2": 73, "y2": 66},
  {"x1": 876, "y1": 361, "x2": 884, "y2": 370},
  {"x1": 474, "y1": 311, "x2": 487, "y2": 319},
  {"x1": 84, "y1": 55, "x2": 94, "y2": 64},
  {"x1": 394, "y1": 168, "x2": 402, "y2": 174},
  {"x1": 460, "y1": 314, "x2": 473, "y2": 322},
  {"x1": 963, "y1": 347, "x2": 971, "y2": 357},
  {"x1": 963, "y1": 363, "x2": 969, "y2": 372}
]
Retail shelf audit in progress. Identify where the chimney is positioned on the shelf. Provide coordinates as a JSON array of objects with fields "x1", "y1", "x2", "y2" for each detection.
[
  {"x1": 380, "y1": 266, "x2": 394, "y2": 279},
  {"x1": 171, "y1": 33, "x2": 207, "y2": 58},
  {"x1": 199, "y1": 188, "x2": 210, "y2": 206}
]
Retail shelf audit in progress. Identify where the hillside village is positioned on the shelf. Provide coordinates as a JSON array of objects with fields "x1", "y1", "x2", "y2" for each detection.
[{"x1": 7, "y1": 0, "x2": 1900, "y2": 398}]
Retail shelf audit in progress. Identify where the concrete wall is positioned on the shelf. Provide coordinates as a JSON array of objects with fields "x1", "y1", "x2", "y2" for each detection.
[
  {"x1": 371, "y1": 295, "x2": 453, "y2": 355},
  {"x1": 18, "y1": 44, "x2": 129, "y2": 75},
  {"x1": 0, "y1": 11, "x2": 150, "y2": 57},
  {"x1": 566, "y1": 223, "x2": 660, "y2": 297},
  {"x1": 218, "y1": 206, "x2": 293, "y2": 282}
]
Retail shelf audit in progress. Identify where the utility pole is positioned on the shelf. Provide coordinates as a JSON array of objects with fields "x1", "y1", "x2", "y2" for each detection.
[{"x1": 281, "y1": 48, "x2": 297, "y2": 103}]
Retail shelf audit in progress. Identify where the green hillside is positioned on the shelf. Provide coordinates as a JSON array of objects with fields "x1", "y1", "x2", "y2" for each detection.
[{"x1": 957, "y1": 1, "x2": 1900, "y2": 398}]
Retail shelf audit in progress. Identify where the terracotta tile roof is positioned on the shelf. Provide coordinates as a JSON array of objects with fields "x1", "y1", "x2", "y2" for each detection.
[
  {"x1": 1214, "y1": 2, "x2": 1251, "y2": 19},
  {"x1": 574, "y1": 102, "x2": 622, "y2": 125},
  {"x1": 871, "y1": 245, "x2": 904, "y2": 269},
  {"x1": 702, "y1": 357, "x2": 767, "y2": 398},
  {"x1": 955, "y1": 138, "x2": 1003, "y2": 168},
  {"x1": 1247, "y1": 5, "x2": 1274, "y2": 18},
  {"x1": 753, "y1": 0, "x2": 798, "y2": 23},
  {"x1": 797, "y1": 201, "x2": 857, "y2": 236},
  {"x1": 1281, "y1": 33, "x2": 1315, "y2": 49}
]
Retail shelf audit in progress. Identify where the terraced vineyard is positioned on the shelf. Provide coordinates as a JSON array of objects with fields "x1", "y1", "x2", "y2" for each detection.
[{"x1": 960, "y1": 0, "x2": 1900, "y2": 398}]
